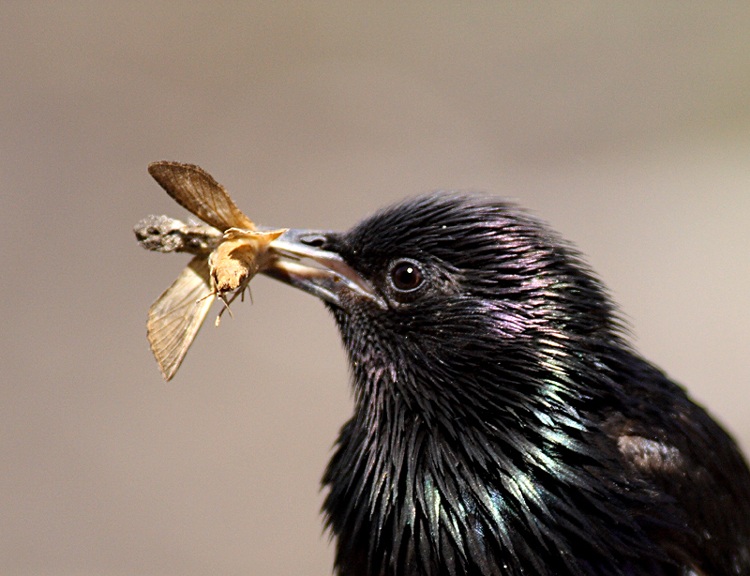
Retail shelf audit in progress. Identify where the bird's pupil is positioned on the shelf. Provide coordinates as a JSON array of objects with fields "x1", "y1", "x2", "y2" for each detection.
[{"x1": 391, "y1": 260, "x2": 423, "y2": 291}]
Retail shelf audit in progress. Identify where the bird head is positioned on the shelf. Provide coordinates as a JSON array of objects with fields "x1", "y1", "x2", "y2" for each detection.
[{"x1": 267, "y1": 193, "x2": 618, "y2": 424}]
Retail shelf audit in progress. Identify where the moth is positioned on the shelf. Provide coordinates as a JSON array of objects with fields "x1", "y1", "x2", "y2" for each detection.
[{"x1": 135, "y1": 161, "x2": 286, "y2": 381}]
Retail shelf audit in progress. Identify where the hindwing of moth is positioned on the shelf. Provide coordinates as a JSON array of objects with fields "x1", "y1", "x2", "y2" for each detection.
[{"x1": 147, "y1": 256, "x2": 214, "y2": 381}]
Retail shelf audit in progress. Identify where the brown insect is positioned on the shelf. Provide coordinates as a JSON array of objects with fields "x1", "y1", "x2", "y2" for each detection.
[{"x1": 136, "y1": 161, "x2": 285, "y2": 380}]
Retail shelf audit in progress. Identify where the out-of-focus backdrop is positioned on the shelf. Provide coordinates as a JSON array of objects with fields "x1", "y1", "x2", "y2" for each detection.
[{"x1": 1, "y1": 4, "x2": 748, "y2": 575}]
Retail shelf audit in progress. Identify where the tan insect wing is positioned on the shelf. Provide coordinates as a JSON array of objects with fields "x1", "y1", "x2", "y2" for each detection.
[
  {"x1": 148, "y1": 161, "x2": 255, "y2": 231},
  {"x1": 146, "y1": 256, "x2": 214, "y2": 381}
]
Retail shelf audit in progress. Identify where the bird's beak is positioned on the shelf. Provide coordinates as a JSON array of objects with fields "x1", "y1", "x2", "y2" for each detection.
[{"x1": 263, "y1": 229, "x2": 386, "y2": 310}]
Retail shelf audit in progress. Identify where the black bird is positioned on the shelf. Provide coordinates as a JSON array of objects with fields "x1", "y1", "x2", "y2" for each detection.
[{"x1": 265, "y1": 193, "x2": 750, "y2": 576}]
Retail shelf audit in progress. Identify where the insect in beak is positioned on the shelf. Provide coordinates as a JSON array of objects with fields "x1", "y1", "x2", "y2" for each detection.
[{"x1": 135, "y1": 161, "x2": 285, "y2": 380}]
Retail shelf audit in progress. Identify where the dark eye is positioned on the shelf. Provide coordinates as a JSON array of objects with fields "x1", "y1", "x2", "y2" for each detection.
[{"x1": 389, "y1": 259, "x2": 424, "y2": 292}]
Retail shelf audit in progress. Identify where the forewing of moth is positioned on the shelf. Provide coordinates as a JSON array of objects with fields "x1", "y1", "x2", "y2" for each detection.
[
  {"x1": 147, "y1": 256, "x2": 214, "y2": 381},
  {"x1": 148, "y1": 161, "x2": 255, "y2": 231}
]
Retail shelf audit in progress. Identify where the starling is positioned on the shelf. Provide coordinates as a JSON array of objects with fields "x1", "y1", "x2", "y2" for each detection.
[{"x1": 265, "y1": 193, "x2": 750, "y2": 576}]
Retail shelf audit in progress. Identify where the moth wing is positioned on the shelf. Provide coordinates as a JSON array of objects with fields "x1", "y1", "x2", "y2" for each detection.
[
  {"x1": 148, "y1": 161, "x2": 255, "y2": 231},
  {"x1": 147, "y1": 256, "x2": 214, "y2": 381}
]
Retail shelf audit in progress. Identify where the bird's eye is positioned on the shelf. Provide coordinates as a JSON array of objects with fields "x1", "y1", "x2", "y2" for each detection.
[{"x1": 388, "y1": 259, "x2": 424, "y2": 292}]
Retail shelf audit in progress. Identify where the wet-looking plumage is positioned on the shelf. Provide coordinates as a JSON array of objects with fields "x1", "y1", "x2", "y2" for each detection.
[{"x1": 269, "y1": 193, "x2": 750, "y2": 576}]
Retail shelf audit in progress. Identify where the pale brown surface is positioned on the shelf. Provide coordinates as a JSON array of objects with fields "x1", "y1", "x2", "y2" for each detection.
[{"x1": 1, "y1": 3, "x2": 749, "y2": 575}]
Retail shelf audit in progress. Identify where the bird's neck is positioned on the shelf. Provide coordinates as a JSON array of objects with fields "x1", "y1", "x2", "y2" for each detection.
[{"x1": 322, "y1": 368, "x2": 660, "y2": 576}]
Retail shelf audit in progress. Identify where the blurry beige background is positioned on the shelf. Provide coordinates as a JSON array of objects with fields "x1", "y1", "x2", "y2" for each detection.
[{"x1": 1, "y1": 3, "x2": 749, "y2": 575}]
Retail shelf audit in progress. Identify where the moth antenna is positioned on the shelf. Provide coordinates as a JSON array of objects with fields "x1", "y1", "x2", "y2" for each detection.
[
  {"x1": 196, "y1": 293, "x2": 215, "y2": 305},
  {"x1": 215, "y1": 294, "x2": 235, "y2": 327}
]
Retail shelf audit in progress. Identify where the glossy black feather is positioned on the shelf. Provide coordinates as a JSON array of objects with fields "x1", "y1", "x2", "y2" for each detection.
[{"x1": 312, "y1": 193, "x2": 750, "y2": 576}]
